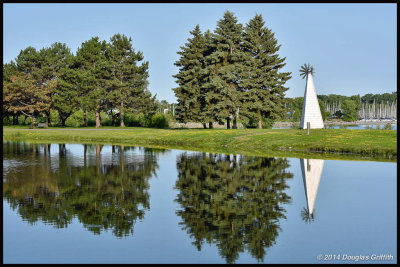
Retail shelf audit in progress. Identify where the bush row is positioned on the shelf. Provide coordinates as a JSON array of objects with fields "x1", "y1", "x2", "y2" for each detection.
[{"x1": 3, "y1": 110, "x2": 170, "y2": 129}]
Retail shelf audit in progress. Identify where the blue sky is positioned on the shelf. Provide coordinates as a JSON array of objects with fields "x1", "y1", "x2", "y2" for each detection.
[{"x1": 3, "y1": 3, "x2": 397, "y2": 102}]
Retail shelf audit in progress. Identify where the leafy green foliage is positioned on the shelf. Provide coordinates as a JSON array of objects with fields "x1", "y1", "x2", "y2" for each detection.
[
  {"x1": 240, "y1": 14, "x2": 291, "y2": 128},
  {"x1": 173, "y1": 25, "x2": 208, "y2": 124},
  {"x1": 39, "y1": 42, "x2": 74, "y2": 126},
  {"x1": 3, "y1": 34, "x2": 155, "y2": 128},
  {"x1": 173, "y1": 11, "x2": 291, "y2": 129},
  {"x1": 341, "y1": 99, "x2": 359, "y2": 121},
  {"x1": 150, "y1": 114, "x2": 169, "y2": 129},
  {"x1": 318, "y1": 99, "x2": 331, "y2": 121},
  {"x1": 106, "y1": 34, "x2": 150, "y2": 127}
]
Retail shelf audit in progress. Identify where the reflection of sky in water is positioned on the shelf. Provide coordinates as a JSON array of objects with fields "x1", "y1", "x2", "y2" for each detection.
[
  {"x1": 273, "y1": 124, "x2": 397, "y2": 130},
  {"x1": 3, "y1": 142, "x2": 397, "y2": 264}
]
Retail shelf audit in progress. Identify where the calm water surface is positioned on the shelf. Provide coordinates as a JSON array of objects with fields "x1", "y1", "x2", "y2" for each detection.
[
  {"x1": 273, "y1": 123, "x2": 397, "y2": 130},
  {"x1": 3, "y1": 141, "x2": 397, "y2": 264}
]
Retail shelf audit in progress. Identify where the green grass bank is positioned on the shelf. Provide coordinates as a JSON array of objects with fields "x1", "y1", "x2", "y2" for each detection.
[{"x1": 3, "y1": 126, "x2": 397, "y2": 162}]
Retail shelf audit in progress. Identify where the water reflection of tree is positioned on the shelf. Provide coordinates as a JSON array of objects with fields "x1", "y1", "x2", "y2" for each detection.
[
  {"x1": 174, "y1": 152, "x2": 293, "y2": 263},
  {"x1": 3, "y1": 141, "x2": 160, "y2": 238}
]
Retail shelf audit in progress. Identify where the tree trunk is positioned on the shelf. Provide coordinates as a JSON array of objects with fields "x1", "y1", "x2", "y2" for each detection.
[
  {"x1": 42, "y1": 113, "x2": 48, "y2": 127},
  {"x1": 83, "y1": 110, "x2": 87, "y2": 127},
  {"x1": 209, "y1": 122, "x2": 213, "y2": 129},
  {"x1": 111, "y1": 112, "x2": 115, "y2": 126},
  {"x1": 203, "y1": 123, "x2": 207, "y2": 129},
  {"x1": 12, "y1": 114, "x2": 18, "y2": 125},
  {"x1": 58, "y1": 113, "x2": 66, "y2": 127},
  {"x1": 226, "y1": 117, "x2": 230, "y2": 129},
  {"x1": 258, "y1": 120, "x2": 262, "y2": 129},
  {"x1": 120, "y1": 113, "x2": 124, "y2": 127},
  {"x1": 32, "y1": 114, "x2": 36, "y2": 128},
  {"x1": 95, "y1": 110, "x2": 101, "y2": 128},
  {"x1": 45, "y1": 110, "x2": 51, "y2": 126},
  {"x1": 120, "y1": 102, "x2": 125, "y2": 127},
  {"x1": 6, "y1": 115, "x2": 10, "y2": 125},
  {"x1": 232, "y1": 116, "x2": 237, "y2": 129}
]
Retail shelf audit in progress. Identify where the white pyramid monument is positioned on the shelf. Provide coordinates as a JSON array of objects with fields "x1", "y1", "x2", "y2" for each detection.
[
  {"x1": 299, "y1": 64, "x2": 324, "y2": 129},
  {"x1": 300, "y1": 158, "x2": 324, "y2": 216}
]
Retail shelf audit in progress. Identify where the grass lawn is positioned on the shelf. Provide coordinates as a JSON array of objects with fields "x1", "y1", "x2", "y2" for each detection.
[{"x1": 3, "y1": 126, "x2": 397, "y2": 162}]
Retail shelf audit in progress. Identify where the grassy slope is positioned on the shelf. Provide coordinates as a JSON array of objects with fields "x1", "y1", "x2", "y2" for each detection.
[{"x1": 2, "y1": 126, "x2": 397, "y2": 162}]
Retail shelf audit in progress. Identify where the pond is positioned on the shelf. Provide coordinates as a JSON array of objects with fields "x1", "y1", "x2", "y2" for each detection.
[
  {"x1": 324, "y1": 124, "x2": 397, "y2": 130},
  {"x1": 3, "y1": 141, "x2": 397, "y2": 264},
  {"x1": 273, "y1": 123, "x2": 397, "y2": 130},
  {"x1": 272, "y1": 123, "x2": 397, "y2": 130}
]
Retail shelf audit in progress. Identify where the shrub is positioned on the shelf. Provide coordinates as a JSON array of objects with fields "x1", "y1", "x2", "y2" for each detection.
[
  {"x1": 262, "y1": 117, "x2": 275, "y2": 129},
  {"x1": 150, "y1": 113, "x2": 169, "y2": 128},
  {"x1": 383, "y1": 123, "x2": 393, "y2": 130},
  {"x1": 341, "y1": 99, "x2": 358, "y2": 122},
  {"x1": 65, "y1": 109, "x2": 83, "y2": 127},
  {"x1": 102, "y1": 115, "x2": 113, "y2": 126},
  {"x1": 125, "y1": 112, "x2": 151, "y2": 127},
  {"x1": 242, "y1": 116, "x2": 275, "y2": 129}
]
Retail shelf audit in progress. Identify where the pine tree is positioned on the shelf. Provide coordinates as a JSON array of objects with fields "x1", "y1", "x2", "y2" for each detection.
[
  {"x1": 55, "y1": 54, "x2": 81, "y2": 126},
  {"x1": 39, "y1": 42, "x2": 74, "y2": 126},
  {"x1": 239, "y1": 14, "x2": 291, "y2": 128},
  {"x1": 205, "y1": 11, "x2": 244, "y2": 129},
  {"x1": 106, "y1": 33, "x2": 150, "y2": 127},
  {"x1": 6, "y1": 47, "x2": 46, "y2": 128},
  {"x1": 3, "y1": 61, "x2": 19, "y2": 124},
  {"x1": 74, "y1": 37, "x2": 109, "y2": 128},
  {"x1": 173, "y1": 25, "x2": 208, "y2": 127},
  {"x1": 201, "y1": 30, "x2": 218, "y2": 128}
]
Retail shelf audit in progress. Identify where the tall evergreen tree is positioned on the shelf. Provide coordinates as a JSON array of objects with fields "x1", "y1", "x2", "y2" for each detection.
[
  {"x1": 74, "y1": 37, "x2": 109, "y2": 128},
  {"x1": 205, "y1": 11, "x2": 244, "y2": 129},
  {"x1": 200, "y1": 30, "x2": 217, "y2": 128},
  {"x1": 173, "y1": 25, "x2": 208, "y2": 127},
  {"x1": 5, "y1": 47, "x2": 46, "y2": 128},
  {"x1": 55, "y1": 55, "x2": 81, "y2": 126},
  {"x1": 239, "y1": 14, "x2": 291, "y2": 128},
  {"x1": 106, "y1": 33, "x2": 150, "y2": 127},
  {"x1": 39, "y1": 42, "x2": 74, "y2": 126}
]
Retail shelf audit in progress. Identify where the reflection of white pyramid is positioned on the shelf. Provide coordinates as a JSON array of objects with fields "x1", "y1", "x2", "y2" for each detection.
[
  {"x1": 300, "y1": 73, "x2": 324, "y2": 129},
  {"x1": 300, "y1": 158, "x2": 324, "y2": 215}
]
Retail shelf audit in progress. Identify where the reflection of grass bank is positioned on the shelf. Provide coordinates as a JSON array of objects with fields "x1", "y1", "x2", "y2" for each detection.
[{"x1": 3, "y1": 127, "x2": 397, "y2": 162}]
